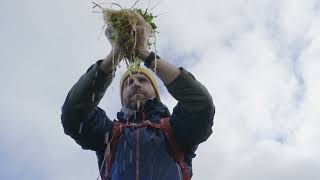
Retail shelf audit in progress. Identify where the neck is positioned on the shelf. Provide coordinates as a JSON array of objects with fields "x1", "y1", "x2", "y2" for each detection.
[
  {"x1": 118, "y1": 98, "x2": 170, "y2": 123},
  {"x1": 125, "y1": 100, "x2": 146, "y2": 111},
  {"x1": 120, "y1": 107, "x2": 145, "y2": 122}
]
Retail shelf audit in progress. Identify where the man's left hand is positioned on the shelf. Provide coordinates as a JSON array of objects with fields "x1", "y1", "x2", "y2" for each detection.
[{"x1": 134, "y1": 13, "x2": 152, "y2": 60}]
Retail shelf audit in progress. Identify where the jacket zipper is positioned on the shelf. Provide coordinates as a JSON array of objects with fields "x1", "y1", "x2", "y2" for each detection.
[
  {"x1": 136, "y1": 128, "x2": 140, "y2": 180},
  {"x1": 176, "y1": 163, "x2": 183, "y2": 180}
]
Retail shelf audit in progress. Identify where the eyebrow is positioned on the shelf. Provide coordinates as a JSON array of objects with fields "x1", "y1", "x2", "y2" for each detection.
[
  {"x1": 125, "y1": 74, "x2": 150, "y2": 83},
  {"x1": 137, "y1": 76, "x2": 148, "y2": 81}
]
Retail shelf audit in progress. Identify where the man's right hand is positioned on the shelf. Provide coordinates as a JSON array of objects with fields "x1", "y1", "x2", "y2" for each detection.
[
  {"x1": 105, "y1": 26, "x2": 122, "y2": 56},
  {"x1": 97, "y1": 27, "x2": 123, "y2": 74}
]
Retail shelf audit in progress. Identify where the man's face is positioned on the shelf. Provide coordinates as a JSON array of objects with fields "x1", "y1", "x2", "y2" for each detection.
[{"x1": 122, "y1": 73, "x2": 156, "y2": 110}]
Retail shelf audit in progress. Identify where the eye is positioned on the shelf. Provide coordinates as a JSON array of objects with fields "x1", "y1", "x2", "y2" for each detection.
[
  {"x1": 139, "y1": 77, "x2": 148, "y2": 83},
  {"x1": 126, "y1": 78, "x2": 134, "y2": 86},
  {"x1": 140, "y1": 78, "x2": 146, "y2": 83}
]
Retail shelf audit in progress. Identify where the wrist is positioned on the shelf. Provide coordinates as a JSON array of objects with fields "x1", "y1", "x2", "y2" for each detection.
[
  {"x1": 111, "y1": 46, "x2": 121, "y2": 56},
  {"x1": 137, "y1": 49, "x2": 151, "y2": 61},
  {"x1": 110, "y1": 48, "x2": 123, "y2": 61},
  {"x1": 100, "y1": 49, "x2": 122, "y2": 73},
  {"x1": 144, "y1": 51, "x2": 161, "y2": 69}
]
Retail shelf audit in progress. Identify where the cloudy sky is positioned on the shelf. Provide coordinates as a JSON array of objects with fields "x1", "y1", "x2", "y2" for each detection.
[{"x1": 1, "y1": 0, "x2": 320, "y2": 179}]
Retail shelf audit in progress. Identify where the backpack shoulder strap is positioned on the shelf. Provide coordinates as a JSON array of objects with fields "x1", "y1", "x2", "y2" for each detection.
[
  {"x1": 103, "y1": 121, "x2": 124, "y2": 179},
  {"x1": 103, "y1": 119, "x2": 192, "y2": 180},
  {"x1": 160, "y1": 118, "x2": 192, "y2": 180}
]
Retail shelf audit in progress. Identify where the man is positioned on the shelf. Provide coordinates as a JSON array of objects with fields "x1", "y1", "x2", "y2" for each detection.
[{"x1": 61, "y1": 16, "x2": 215, "y2": 180}]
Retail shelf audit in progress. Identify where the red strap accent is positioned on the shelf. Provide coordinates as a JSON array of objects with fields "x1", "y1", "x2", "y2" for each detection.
[
  {"x1": 104, "y1": 122, "x2": 124, "y2": 179},
  {"x1": 160, "y1": 118, "x2": 191, "y2": 180},
  {"x1": 136, "y1": 128, "x2": 140, "y2": 180},
  {"x1": 105, "y1": 119, "x2": 191, "y2": 180}
]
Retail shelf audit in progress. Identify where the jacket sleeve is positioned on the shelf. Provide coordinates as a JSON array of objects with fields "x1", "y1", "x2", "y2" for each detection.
[
  {"x1": 61, "y1": 60, "x2": 114, "y2": 151},
  {"x1": 166, "y1": 68, "x2": 215, "y2": 147}
]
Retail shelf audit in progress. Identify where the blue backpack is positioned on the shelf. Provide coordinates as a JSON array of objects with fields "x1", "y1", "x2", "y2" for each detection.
[{"x1": 99, "y1": 117, "x2": 191, "y2": 180}]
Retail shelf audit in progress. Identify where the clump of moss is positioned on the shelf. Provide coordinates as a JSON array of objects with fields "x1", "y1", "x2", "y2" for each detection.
[
  {"x1": 103, "y1": 9, "x2": 138, "y2": 59},
  {"x1": 102, "y1": 8, "x2": 157, "y2": 65},
  {"x1": 135, "y1": 8, "x2": 158, "y2": 47}
]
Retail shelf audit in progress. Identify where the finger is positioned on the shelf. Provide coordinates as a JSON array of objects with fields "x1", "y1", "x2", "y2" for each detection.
[
  {"x1": 134, "y1": 12, "x2": 147, "y2": 26},
  {"x1": 105, "y1": 26, "x2": 112, "y2": 39},
  {"x1": 135, "y1": 13, "x2": 152, "y2": 32},
  {"x1": 136, "y1": 25, "x2": 151, "y2": 36}
]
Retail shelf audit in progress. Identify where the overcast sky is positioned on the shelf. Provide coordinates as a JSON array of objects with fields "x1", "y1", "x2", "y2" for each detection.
[{"x1": 1, "y1": 0, "x2": 320, "y2": 179}]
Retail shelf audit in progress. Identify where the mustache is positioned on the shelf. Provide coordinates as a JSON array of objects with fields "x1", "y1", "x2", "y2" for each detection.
[{"x1": 130, "y1": 90, "x2": 146, "y2": 96}]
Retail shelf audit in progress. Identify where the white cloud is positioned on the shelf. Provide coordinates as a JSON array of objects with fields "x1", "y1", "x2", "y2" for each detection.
[{"x1": 0, "y1": 0, "x2": 320, "y2": 179}]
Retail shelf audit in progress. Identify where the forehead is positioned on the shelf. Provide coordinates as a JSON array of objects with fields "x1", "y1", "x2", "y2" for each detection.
[{"x1": 125, "y1": 73, "x2": 150, "y2": 81}]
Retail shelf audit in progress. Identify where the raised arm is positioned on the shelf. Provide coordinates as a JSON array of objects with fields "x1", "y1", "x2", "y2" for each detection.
[
  {"x1": 135, "y1": 23, "x2": 215, "y2": 148},
  {"x1": 61, "y1": 49, "x2": 121, "y2": 151},
  {"x1": 141, "y1": 52, "x2": 215, "y2": 147}
]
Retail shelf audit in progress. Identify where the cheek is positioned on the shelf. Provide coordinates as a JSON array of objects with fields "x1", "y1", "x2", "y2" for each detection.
[
  {"x1": 122, "y1": 88, "x2": 129, "y2": 101},
  {"x1": 146, "y1": 85, "x2": 156, "y2": 97}
]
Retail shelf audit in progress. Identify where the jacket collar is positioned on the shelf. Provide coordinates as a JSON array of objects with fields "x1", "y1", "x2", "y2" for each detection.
[{"x1": 117, "y1": 97, "x2": 170, "y2": 123}]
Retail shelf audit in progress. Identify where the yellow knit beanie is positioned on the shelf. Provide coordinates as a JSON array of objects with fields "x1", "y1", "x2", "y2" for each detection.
[{"x1": 120, "y1": 67, "x2": 160, "y2": 105}]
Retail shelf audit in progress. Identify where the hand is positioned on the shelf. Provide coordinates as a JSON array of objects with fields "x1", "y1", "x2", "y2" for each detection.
[
  {"x1": 135, "y1": 25, "x2": 151, "y2": 60},
  {"x1": 105, "y1": 26, "x2": 121, "y2": 55},
  {"x1": 134, "y1": 12, "x2": 152, "y2": 60}
]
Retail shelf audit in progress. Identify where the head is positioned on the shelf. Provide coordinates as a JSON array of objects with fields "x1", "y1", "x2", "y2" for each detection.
[{"x1": 120, "y1": 67, "x2": 160, "y2": 110}]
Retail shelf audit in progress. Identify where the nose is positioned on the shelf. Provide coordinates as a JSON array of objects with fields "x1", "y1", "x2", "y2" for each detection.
[{"x1": 132, "y1": 78, "x2": 142, "y2": 88}]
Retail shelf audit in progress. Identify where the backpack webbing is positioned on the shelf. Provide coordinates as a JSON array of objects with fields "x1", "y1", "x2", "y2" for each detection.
[{"x1": 102, "y1": 118, "x2": 191, "y2": 180}]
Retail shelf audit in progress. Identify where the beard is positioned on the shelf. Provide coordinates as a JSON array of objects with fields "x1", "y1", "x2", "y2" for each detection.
[{"x1": 126, "y1": 94, "x2": 147, "y2": 111}]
